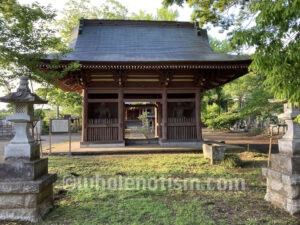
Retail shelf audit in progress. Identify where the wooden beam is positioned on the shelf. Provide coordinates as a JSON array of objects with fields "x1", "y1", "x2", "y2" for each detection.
[
  {"x1": 88, "y1": 99, "x2": 119, "y2": 103},
  {"x1": 124, "y1": 98, "x2": 162, "y2": 103},
  {"x1": 167, "y1": 98, "x2": 195, "y2": 102}
]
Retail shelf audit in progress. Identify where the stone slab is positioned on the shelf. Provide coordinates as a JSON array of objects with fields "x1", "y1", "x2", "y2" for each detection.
[
  {"x1": 0, "y1": 188, "x2": 54, "y2": 223},
  {"x1": 263, "y1": 168, "x2": 300, "y2": 185},
  {"x1": 263, "y1": 168, "x2": 300, "y2": 205},
  {"x1": 0, "y1": 174, "x2": 57, "y2": 194},
  {"x1": 80, "y1": 141, "x2": 125, "y2": 148},
  {"x1": 278, "y1": 139, "x2": 300, "y2": 155},
  {"x1": 271, "y1": 154, "x2": 300, "y2": 175},
  {"x1": 5, "y1": 142, "x2": 40, "y2": 161},
  {"x1": 203, "y1": 143, "x2": 226, "y2": 164},
  {"x1": 0, "y1": 158, "x2": 48, "y2": 181},
  {"x1": 0, "y1": 174, "x2": 56, "y2": 223},
  {"x1": 159, "y1": 140, "x2": 203, "y2": 147}
]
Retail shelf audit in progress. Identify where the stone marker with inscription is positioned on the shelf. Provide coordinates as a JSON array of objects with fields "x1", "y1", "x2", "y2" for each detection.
[
  {"x1": 262, "y1": 104, "x2": 300, "y2": 215},
  {"x1": 0, "y1": 75, "x2": 57, "y2": 223}
]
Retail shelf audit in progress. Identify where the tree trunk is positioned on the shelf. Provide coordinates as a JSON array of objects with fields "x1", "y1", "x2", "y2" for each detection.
[{"x1": 56, "y1": 105, "x2": 60, "y2": 119}]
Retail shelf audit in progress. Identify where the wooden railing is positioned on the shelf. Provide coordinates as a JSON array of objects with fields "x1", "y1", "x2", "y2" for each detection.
[
  {"x1": 168, "y1": 117, "x2": 195, "y2": 124},
  {"x1": 167, "y1": 117, "x2": 196, "y2": 140},
  {"x1": 87, "y1": 118, "x2": 118, "y2": 141},
  {"x1": 88, "y1": 118, "x2": 118, "y2": 125},
  {"x1": 87, "y1": 127, "x2": 118, "y2": 141}
]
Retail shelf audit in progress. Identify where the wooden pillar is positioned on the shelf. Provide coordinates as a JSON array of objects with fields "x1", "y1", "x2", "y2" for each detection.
[
  {"x1": 118, "y1": 89, "x2": 124, "y2": 141},
  {"x1": 82, "y1": 88, "x2": 88, "y2": 142},
  {"x1": 162, "y1": 88, "x2": 167, "y2": 140},
  {"x1": 157, "y1": 103, "x2": 162, "y2": 138},
  {"x1": 155, "y1": 106, "x2": 158, "y2": 137},
  {"x1": 195, "y1": 88, "x2": 202, "y2": 141}
]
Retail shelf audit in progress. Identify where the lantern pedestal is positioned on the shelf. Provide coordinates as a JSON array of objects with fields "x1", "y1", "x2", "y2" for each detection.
[
  {"x1": 0, "y1": 174, "x2": 57, "y2": 223},
  {"x1": 263, "y1": 104, "x2": 300, "y2": 215},
  {"x1": 0, "y1": 75, "x2": 56, "y2": 223}
]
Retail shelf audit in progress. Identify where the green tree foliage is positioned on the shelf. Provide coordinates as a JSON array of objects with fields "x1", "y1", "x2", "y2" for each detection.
[
  {"x1": 36, "y1": 87, "x2": 82, "y2": 118},
  {"x1": 164, "y1": 0, "x2": 300, "y2": 105},
  {"x1": 57, "y1": 0, "x2": 128, "y2": 42},
  {"x1": 201, "y1": 38, "x2": 284, "y2": 130},
  {"x1": 130, "y1": 10, "x2": 153, "y2": 21},
  {"x1": 130, "y1": 7, "x2": 179, "y2": 21},
  {"x1": 206, "y1": 112, "x2": 241, "y2": 130},
  {"x1": 0, "y1": 0, "x2": 68, "y2": 83},
  {"x1": 209, "y1": 36, "x2": 232, "y2": 54},
  {"x1": 155, "y1": 7, "x2": 179, "y2": 21}
]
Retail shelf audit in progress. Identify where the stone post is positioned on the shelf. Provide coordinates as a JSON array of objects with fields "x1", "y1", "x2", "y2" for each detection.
[
  {"x1": 0, "y1": 75, "x2": 57, "y2": 223},
  {"x1": 262, "y1": 104, "x2": 300, "y2": 215}
]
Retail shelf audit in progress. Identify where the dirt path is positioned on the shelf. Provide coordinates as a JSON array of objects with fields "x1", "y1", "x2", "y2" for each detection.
[
  {"x1": 0, "y1": 130, "x2": 281, "y2": 160},
  {"x1": 203, "y1": 129, "x2": 281, "y2": 154}
]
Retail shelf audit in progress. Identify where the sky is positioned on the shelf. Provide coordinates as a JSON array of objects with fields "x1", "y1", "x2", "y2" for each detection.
[
  {"x1": 18, "y1": 0, "x2": 225, "y2": 38},
  {"x1": 0, "y1": 0, "x2": 226, "y2": 111},
  {"x1": 20, "y1": 0, "x2": 193, "y2": 20}
]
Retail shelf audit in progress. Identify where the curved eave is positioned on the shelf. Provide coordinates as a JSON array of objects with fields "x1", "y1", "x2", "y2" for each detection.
[{"x1": 39, "y1": 59, "x2": 252, "y2": 70}]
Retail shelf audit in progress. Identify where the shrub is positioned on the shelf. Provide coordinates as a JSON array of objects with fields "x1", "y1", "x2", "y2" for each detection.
[
  {"x1": 220, "y1": 154, "x2": 243, "y2": 168},
  {"x1": 295, "y1": 115, "x2": 300, "y2": 124},
  {"x1": 206, "y1": 113, "x2": 241, "y2": 130}
]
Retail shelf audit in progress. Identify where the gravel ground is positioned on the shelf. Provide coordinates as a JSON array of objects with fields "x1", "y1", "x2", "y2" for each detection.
[
  {"x1": 0, "y1": 130, "x2": 281, "y2": 161},
  {"x1": 0, "y1": 133, "x2": 82, "y2": 162}
]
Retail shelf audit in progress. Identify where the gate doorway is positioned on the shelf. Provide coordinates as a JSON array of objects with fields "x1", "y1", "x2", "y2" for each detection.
[{"x1": 124, "y1": 102, "x2": 159, "y2": 145}]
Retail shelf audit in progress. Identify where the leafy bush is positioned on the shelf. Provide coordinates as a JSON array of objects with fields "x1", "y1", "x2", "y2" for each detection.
[
  {"x1": 220, "y1": 154, "x2": 243, "y2": 168},
  {"x1": 295, "y1": 115, "x2": 300, "y2": 124},
  {"x1": 201, "y1": 103, "x2": 222, "y2": 124},
  {"x1": 206, "y1": 113, "x2": 240, "y2": 130}
]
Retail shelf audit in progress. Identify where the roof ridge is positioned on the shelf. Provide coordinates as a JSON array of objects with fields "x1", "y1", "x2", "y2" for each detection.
[{"x1": 79, "y1": 18, "x2": 195, "y2": 28}]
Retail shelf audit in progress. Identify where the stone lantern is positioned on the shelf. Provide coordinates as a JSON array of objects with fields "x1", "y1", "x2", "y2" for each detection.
[
  {"x1": 263, "y1": 104, "x2": 300, "y2": 215},
  {"x1": 0, "y1": 75, "x2": 57, "y2": 223}
]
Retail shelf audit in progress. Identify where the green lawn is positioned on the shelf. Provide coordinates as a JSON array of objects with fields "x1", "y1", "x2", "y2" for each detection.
[{"x1": 41, "y1": 152, "x2": 299, "y2": 225}]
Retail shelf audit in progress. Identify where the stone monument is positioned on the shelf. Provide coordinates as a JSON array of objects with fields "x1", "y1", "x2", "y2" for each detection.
[
  {"x1": 262, "y1": 104, "x2": 300, "y2": 215},
  {"x1": 0, "y1": 75, "x2": 57, "y2": 223}
]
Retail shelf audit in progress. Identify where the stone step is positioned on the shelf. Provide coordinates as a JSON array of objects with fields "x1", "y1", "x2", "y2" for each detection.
[{"x1": 125, "y1": 138, "x2": 158, "y2": 145}]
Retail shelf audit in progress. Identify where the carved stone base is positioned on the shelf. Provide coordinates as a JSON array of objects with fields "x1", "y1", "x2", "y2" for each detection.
[
  {"x1": 0, "y1": 158, "x2": 48, "y2": 181},
  {"x1": 0, "y1": 174, "x2": 57, "y2": 223},
  {"x1": 262, "y1": 167, "x2": 300, "y2": 215},
  {"x1": 5, "y1": 142, "x2": 40, "y2": 161}
]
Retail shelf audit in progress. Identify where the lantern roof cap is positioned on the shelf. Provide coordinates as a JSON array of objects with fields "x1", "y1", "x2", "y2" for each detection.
[{"x1": 0, "y1": 75, "x2": 48, "y2": 104}]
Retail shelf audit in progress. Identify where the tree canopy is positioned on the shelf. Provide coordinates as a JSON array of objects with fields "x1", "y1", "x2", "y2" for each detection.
[
  {"x1": 164, "y1": 0, "x2": 300, "y2": 105},
  {"x1": 0, "y1": 0, "x2": 68, "y2": 84},
  {"x1": 130, "y1": 7, "x2": 179, "y2": 21},
  {"x1": 57, "y1": 0, "x2": 128, "y2": 42}
]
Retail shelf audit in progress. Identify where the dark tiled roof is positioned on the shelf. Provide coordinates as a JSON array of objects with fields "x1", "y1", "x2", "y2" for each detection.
[{"x1": 48, "y1": 19, "x2": 250, "y2": 63}]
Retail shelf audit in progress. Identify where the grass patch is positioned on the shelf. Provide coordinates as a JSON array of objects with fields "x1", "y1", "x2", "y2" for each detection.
[
  {"x1": 36, "y1": 153, "x2": 300, "y2": 224},
  {"x1": 220, "y1": 154, "x2": 244, "y2": 168}
]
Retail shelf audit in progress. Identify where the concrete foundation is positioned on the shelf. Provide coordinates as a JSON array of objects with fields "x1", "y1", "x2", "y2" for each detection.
[
  {"x1": 159, "y1": 140, "x2": 203, "y2": 147},
  {"x1": 80, "y1": 141, "x2": 125, "y2": 148}
]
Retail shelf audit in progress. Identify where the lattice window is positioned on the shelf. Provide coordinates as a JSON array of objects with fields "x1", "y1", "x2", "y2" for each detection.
[{"x1": 15, "y1": 104, "x2": 26, "y2": 114}]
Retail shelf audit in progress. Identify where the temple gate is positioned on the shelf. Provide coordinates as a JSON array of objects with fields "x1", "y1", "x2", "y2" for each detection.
[{"x1": 40, "y1": 19, "x2": 251, "y2": 147}]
